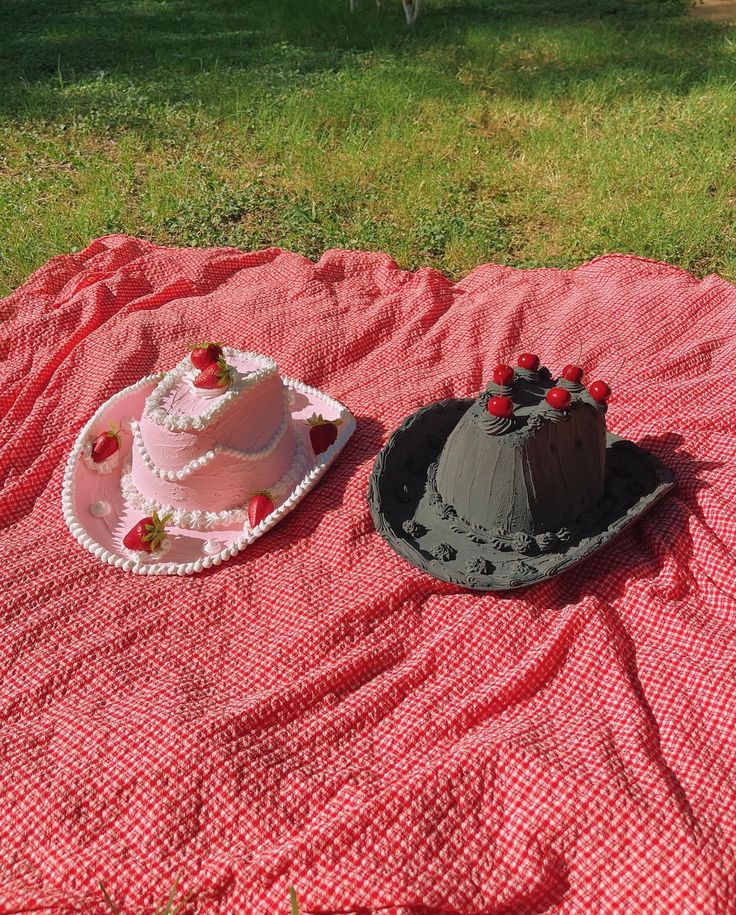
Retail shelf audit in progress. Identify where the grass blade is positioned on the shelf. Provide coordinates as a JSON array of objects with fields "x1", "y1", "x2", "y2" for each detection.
[
  {"x1": 99, "y1": 881, "x2": 122, "y2": 915},
  {"x1": 154, "y1": 872, "x2": 180, "y2": 915}
]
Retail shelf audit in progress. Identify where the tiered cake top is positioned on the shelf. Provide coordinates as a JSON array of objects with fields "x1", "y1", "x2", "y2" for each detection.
[
  {"x1": 479, "y1": 352, "x2": 611, "y2": 437},
  {"x1": 143, "y1": 349, "x2": 279, "y2": 431},
  {"x1": 434, "y1": 352, "x2": 613, "y2": 538},
  {"x1": 123, "y1": 343, "x2": 300, "y2": 539}
]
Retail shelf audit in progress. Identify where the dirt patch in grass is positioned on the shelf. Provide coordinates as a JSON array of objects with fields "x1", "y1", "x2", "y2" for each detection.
[{"x1": 689, "y1": 0, "x2": 736, "y2": 20}]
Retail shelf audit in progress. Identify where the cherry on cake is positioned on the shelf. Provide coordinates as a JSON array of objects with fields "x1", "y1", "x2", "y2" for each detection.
[{"x1": 436, "y1": 355, "x2": 611, "y2": 538}]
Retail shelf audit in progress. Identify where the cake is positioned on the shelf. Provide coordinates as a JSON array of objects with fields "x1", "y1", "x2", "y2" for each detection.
[
  {"x1": 434, "y1": 355, "x2": 609, "y2": 539},
  {"x1": 121, "y1": 346, "x2": 302, "y2": 529},
  {"x1": 368, "y1": 350, "x2": 673, "y2": 590},
  {"x1": 64, "y1": 340, "x2": 356, "y2": 575}
]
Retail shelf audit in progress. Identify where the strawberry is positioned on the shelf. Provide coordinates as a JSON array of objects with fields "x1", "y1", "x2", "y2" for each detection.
[
  {"x1": 91, "y1": 424, "x2": 121, "y2": 463},
  {"x1": 123, "y1": 510, "x2": 171, "y2": 554},
  {"x1": 194, "y1": 355, "x2": 232, "y2": 390},
  {"x1": 188, "y1": 342, "x2": 224, "y2": 369},
  {"x1": 307, "y1": 414, "x2": 343, "y2": 455},
  {"x1": 248, "y1": 491, "x2": 275, "y2": 528}
]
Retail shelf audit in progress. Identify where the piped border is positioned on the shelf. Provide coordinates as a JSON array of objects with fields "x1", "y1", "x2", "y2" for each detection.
[
  {"x1": 62, "y1": 374, "x2": 355, "y2": 575},
  {"x1": 131, "y1": 386, "x2": 293, "y2": 481},
  {"x1": 120, "y1": 430, "x2": 309, "y2": 530},
  {"x1": 368, "y1": 397, "x2": 675, "y2": 591},
  {"x1": 143, "y1": 347, "x2": 278, "y2": 431}
]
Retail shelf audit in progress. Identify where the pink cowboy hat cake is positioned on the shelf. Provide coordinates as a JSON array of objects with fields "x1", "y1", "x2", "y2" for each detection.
[{"x1": 62, "y1": 344, "x2": 355, "y2": 575}]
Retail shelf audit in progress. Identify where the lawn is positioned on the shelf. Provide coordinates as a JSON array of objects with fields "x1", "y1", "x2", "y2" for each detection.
[{"x1": 2, "y1": 0, "x2": 736, "y2": 297}]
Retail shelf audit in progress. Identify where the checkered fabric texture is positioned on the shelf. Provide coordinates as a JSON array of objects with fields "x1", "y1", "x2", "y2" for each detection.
[{"x1": 1, "y1": 235, "x2": 735, "y2": 914}]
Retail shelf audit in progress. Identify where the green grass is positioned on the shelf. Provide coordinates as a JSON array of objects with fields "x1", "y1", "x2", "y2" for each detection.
[
  {"x1": 101, "y1": 872, "x2": 195, "y2": 913},
  {"x1": 2, "y1": 0, "x2": 736, "y2": 296}
]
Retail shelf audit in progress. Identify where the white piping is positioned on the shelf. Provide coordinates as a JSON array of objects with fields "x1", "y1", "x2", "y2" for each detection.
[
  {"x1": 120, "y1": 431, "x2": 309, "y2": 530},
  {"x1": 131, "y1": 387, "x2": 293, "y2": 481},
  {"x1": 143, "y1": 347, "x2": 278, "y2": 431},
  {"x1": 61, "y1": 372, "x2": 355, "y2": 575}
]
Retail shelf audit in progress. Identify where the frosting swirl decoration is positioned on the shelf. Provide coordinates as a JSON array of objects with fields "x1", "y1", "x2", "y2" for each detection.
[
  {"x1": 514, "y1": 367, "x2": 540, "y2": 382},
  {"x1": 479, "y1": 413, "x2": 515, "y2": 435},
  {"x1": 485, "y1": 382, "x2": 514, "y2": 396},
  {"x1": 539, "y1": 404, "x2": 571, "y2": 424},
  {"x1": 465, "y1": 556, "x2": 491, "y2": 576},
  {"x1": 430, "y1": 542, "x2": 456, "y2": 562}
]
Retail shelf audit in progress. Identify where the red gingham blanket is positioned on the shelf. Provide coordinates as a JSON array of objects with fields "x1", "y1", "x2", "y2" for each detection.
[{"x1": 1, "y1": 235, "x2": 735, "y2": 914}]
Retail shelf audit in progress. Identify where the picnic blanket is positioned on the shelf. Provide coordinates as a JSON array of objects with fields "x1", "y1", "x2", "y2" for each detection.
[{"x1": 1, "y1": 234, "x2": 735, "y2": 914}]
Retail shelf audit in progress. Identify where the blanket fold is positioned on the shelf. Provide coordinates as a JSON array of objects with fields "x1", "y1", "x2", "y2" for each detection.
[{"x1": 1, "y1": 235, "x2": 734, "y2": 914}]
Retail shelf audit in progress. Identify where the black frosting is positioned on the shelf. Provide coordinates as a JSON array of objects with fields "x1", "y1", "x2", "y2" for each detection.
[
  {"x1": 436, "y1": 370, "x2": 605, "y2": 536},
  {"x1": 367, "y1": 371, "x2": 675, "y2": 591}
]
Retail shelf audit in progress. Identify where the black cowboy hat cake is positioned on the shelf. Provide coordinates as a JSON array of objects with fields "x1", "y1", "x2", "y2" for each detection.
[{"x1": 368, "y1": 352, "x2": 674, "y2": 590}]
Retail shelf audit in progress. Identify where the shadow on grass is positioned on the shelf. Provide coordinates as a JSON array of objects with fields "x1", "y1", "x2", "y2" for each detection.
[{"x1": 1, "y1": 0, "x2": 733, "y2": 122}]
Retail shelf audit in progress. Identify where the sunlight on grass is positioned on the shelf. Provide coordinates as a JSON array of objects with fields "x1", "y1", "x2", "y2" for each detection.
[{"x1": 2, "y1": 0, "x2": 736, "y2": 294}]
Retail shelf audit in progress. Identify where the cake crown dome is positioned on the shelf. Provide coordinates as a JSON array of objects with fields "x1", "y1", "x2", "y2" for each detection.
[{"x1": 435, "y1": 358, "x2": 607, "y2": 538}]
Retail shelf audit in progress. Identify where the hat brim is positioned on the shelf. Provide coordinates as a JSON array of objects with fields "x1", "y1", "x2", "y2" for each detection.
[
  {"x1": 368, "y1": 398, "x2": 675, "y2": 591},
  {"x1": 63, "y1": 376, "x2": 354, "y2": 575}
]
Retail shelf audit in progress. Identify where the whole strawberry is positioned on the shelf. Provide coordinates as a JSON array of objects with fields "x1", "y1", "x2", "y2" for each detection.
[
  {"x1": 194, "y1": 355, "x2": 232, "y2": 390},
  {"x1": 91, "y1": 424, "x2": 121, "y2": 463},
  {"x1": 307, "y1": 414, "x2": 343, "y2": 455},
  {"x1": 123, "y1": 510, "x2": 171, "y2": 554},
  {"x1": 188, "y1": 342, "x2": 224, "y2": 370},
  {"x1": 248, "y1": 491, "x2": 275, "y2": 528}
]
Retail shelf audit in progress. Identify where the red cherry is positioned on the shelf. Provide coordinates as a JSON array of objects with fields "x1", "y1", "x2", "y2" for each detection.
[
  {"x1": 562, "y1": 364, "x2": 583, "y2": 383},
  {"x1": 546, "y1": 387, "x2": 572, "y2": 410},
  {"x1": 487, "y1": 395, "x2": 514, "y2": 418},
  {"x1": 589, "y1": 380, "x2": 611, "y2": 403},
  {"x1": 492, "y1": 364, "x2": 514, "y2": 387},
  {"x1": 517, "y1": 352, "x2": 540, "y2": 371}
]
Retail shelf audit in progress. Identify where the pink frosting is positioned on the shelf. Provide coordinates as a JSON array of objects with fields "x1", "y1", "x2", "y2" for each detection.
[
  {"x1": 162, "y1": 353, "x2": 269, "y2": 418},
  {"x1": 140, "y1": 372, "x2": 289, "y2": 468},
  {"x1": 130, "y1": 353, "x2": 297, "y2": 512},
  {"x1": 131, "y1": 423, "x2": 295, "y2": 512}
]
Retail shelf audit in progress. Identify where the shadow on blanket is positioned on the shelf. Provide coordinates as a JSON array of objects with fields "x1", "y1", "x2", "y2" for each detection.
[
  {"x1": 524, "y1": 430, "x2": 718, "y2": 612},
  {"x1": 504, "y1": 431, "x2": 717, "y2": 850},
  {"x1": 199, "y1": 414, "x2": 387, "y2": 576}
]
